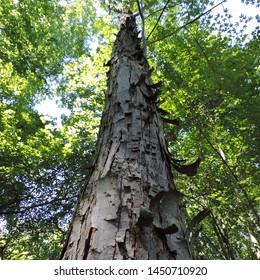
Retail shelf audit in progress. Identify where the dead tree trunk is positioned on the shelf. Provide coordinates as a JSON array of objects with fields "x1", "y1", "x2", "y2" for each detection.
[{"x1": 60, "y1": 12, "x2": 192, "y2": 260}]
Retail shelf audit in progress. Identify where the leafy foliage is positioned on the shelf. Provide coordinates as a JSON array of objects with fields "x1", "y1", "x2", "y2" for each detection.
[
  {"x1": 148, "y1": 3, "x2": 260, "y2": 259},
  {"x1": 0, "y1": 0, "x2": 259, "y2": 259},
  {"x1": 0, "y1": 0, "x2": 96, "y2": 259}
]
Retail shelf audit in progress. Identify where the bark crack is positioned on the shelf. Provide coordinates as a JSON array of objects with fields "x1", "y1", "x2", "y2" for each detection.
[{"x1": 83, "y1": 227, "x2": 97, "y2": 260}]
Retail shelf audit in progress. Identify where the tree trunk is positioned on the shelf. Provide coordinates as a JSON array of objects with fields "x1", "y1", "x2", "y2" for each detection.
[{"x1": 60, "y1": 12, "x2": 191, "y2": 260}]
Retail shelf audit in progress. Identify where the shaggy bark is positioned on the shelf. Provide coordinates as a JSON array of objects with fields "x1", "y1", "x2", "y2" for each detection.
[{"x1": 60, "y1": 12, "x2": 191, "y2": 260}]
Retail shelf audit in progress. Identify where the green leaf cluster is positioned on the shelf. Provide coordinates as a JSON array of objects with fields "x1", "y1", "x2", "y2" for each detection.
[{"x1": 0, "y1": 0, "x2": 97, "y2": 259}]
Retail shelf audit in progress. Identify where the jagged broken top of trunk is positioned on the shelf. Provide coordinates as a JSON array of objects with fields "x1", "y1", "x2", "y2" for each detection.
[{"x1": 106, "y1": 12, "x2": 146, "y2": 67}]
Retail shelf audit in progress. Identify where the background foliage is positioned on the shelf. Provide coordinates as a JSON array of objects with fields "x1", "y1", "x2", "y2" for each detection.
[{"x1": 0, "y1": 0, "x2": 259, "y2": 259}]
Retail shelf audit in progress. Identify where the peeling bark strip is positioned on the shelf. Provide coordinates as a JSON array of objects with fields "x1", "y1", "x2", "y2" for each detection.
[{"x1": 60, "y1": 13, "x2": 191, "y2": 260}]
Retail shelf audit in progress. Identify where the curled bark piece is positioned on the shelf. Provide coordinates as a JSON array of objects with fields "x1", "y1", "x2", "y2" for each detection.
[
  {"x1": 171, "y1": 157, "x2": 201, "y2": 177},
  {"x1": 187, "y1": 208, "x2": 211, "y2": 236},
  {"x1": 137, "y1": 206, "x2": 154, "y2": 227},
  {"x1": 104, "y1": 60, "x2": 111, "y2": 67},
  {"x1": 134, "y1": 73, "x2": 146, "y2": 86},
  {"x1": 157, "y1": 107, "x2": 170, "y2": 116},
  {"x1": 150, "y1": 190, "x2": 182, "y2": 234},
  {"x1": 161, "y1": 117, "x2": 180, "y2": 126},
  {"x1": 157, "y1": 220, "x2": 179, "y2": 234},
  {"x1": 146, "y1": 80, "x2": 163, "y2": 89}
]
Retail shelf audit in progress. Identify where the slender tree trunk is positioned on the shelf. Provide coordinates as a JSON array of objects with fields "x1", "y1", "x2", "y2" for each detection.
[{"x1": 60, "y1": 12, "x2": 191, "y2": 260}]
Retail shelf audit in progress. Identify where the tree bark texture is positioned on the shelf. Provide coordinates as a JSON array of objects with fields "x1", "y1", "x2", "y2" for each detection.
[{"x1": 60, "y1": 13, "x2": 191, "y2": 260}]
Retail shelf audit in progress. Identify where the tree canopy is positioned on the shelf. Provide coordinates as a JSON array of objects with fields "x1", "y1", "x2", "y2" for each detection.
[{"x1": 0, "y1": 0, "x2": 259, "y2": 259}]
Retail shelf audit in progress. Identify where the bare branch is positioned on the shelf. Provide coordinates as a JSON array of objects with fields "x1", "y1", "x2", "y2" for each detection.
[
  {"x1": 136, "y1": 0, "x2": 147, "y2": 55},
  {"x1": 148, "y1": 0, "x2": 226, "y2": 45},
  {"x1": 0, "y1": 196, "x2": 77, "y2": 215},
  {"x1": 145, "y1": 4, "x2": 178, "y2": 20},
  {"x1": 198, "y1": 125, "x2": 239, "y2": 181},
  {"x1": 187, "y1": 208, "x2": 211, "y2": 236},
  {"x1": 147, "y1": 0, "x2": 171, "y2": 41}
]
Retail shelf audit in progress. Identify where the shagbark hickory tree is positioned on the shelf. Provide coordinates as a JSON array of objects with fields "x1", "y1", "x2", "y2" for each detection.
[{"x1": 60, "y1": 9, "x2": 200, "y2": 260}]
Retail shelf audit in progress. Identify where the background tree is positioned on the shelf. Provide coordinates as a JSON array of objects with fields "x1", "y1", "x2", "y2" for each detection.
[
  {"x1": 0, "y1": 0, "x2": 97, "y2": 259},
  {"x1": 0, "y1": 0, "x2": 259, "y2": 259}
]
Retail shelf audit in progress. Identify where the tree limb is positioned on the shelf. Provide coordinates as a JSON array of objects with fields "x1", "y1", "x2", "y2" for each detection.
[
  {"x1": 148, "y1": 0, "x2": 226, "y2": 45},
  {"x1": 136, "y1": 0, "x2": 147, "y2": 55},
  {"x1": 198, "y1": 124, "x2": 239, "y2": 181},
  {"x1": 187, "y1": 208, "x2": 211, "y2": 239},
  {"x1": 0, "y1": 196, "x2": 77, "y2": 215},
  {"x1": 147, "y1": 0, "x2": 171, "y2": 41},
  {"x1": 145, "y1": 4, "x2": 178, "y2": 20}
]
